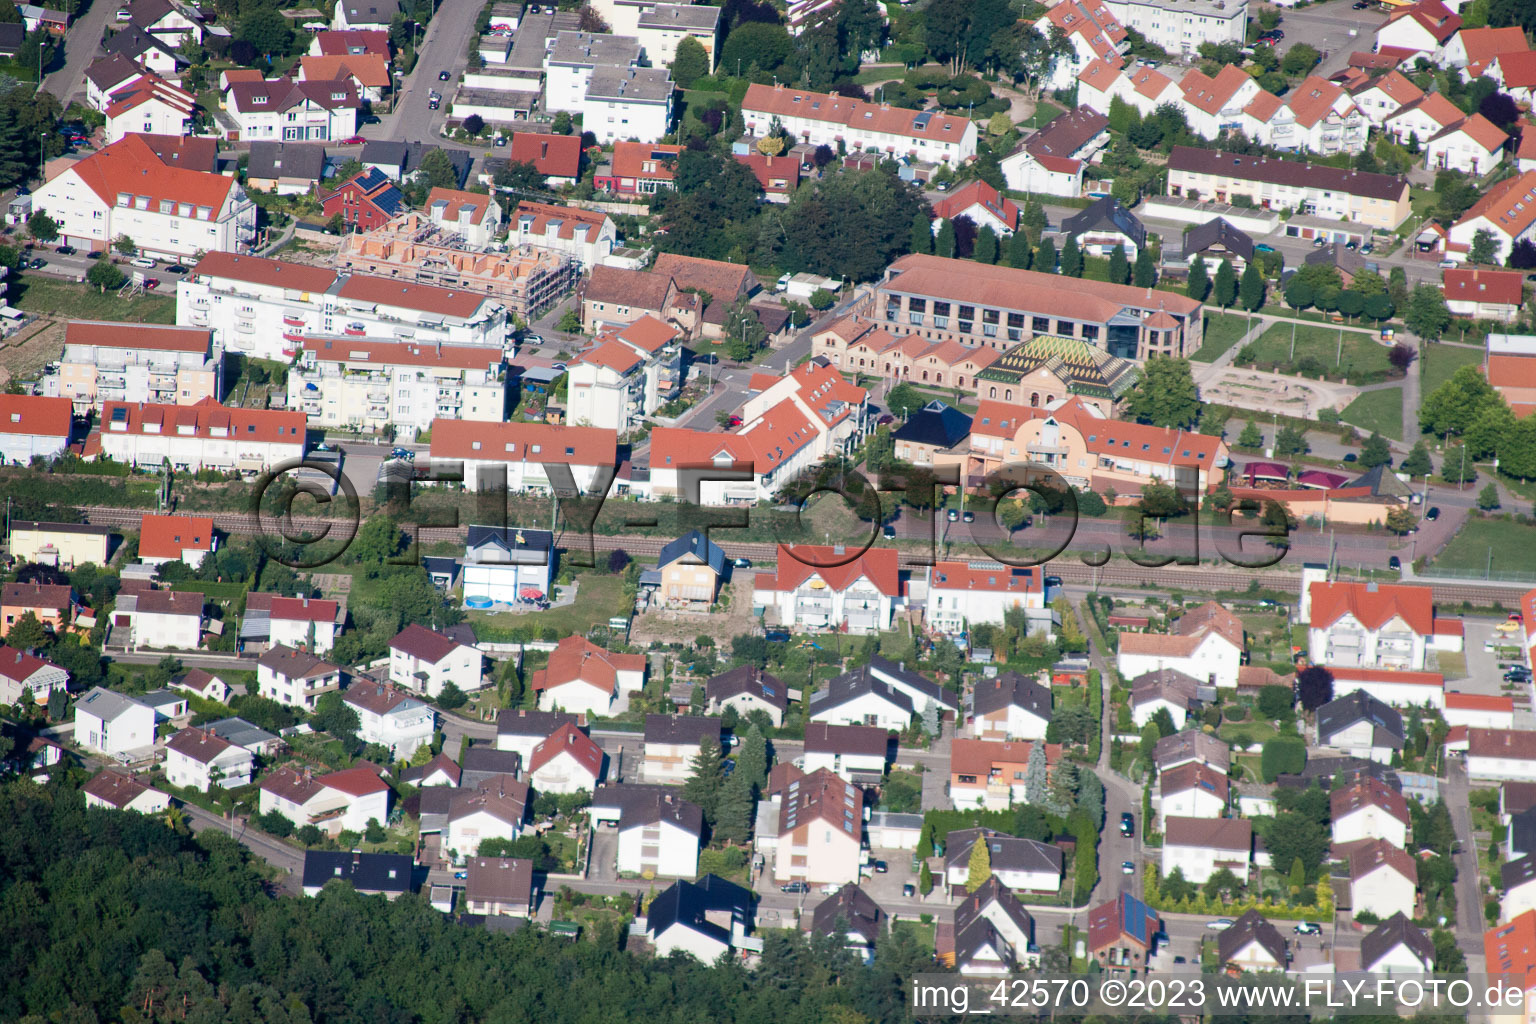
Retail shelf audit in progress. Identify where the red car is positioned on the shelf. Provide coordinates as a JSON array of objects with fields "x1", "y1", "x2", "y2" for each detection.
[
  {"x1": 727, "y1": 414, "x2": 742, "y2": 427},
  {"x1": 340, "y1": 135, "x2": 367, "y2": 144},
  {"x1": 143, "y1": 278, "x2": 159, "y2": 290}
]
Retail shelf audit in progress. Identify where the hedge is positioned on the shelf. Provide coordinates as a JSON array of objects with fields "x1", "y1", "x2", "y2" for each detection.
[{"x1": 1142, "y1": 864, "x2": 1333, "y2": 921}]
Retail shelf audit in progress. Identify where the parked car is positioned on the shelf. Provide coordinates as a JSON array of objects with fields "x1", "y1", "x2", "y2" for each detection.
[
  {"x1": 962, "y1": 510, "x2": 975, "y2": 523},
  {"x1": 1120, "y1": 812, "x2": 1134, "y2": 836},
  {"x1": 54, "y1": 245, "x2": 74, "y2": 255},
  {"x1": 1439, "y1": 259, "x2": 1457, "y2": 269},
  {"x1": 522, "y1": 334, "x2": 545, "y2": 345},
  {"x1": 341, "y1": 135, "x2": 367, "y2": 144},
  {"x1": 947, "y1": 509, "x2": 959, "y2": 522},
  {"x1": 1295, "y1": 922, "x2": 1322, "y2": 935},
  {"x1": 390, "y1": 447, "x2": 415, "y2": 461},
  {"x1": 1344, "y1": 240, "x2": 1358, "y2": 250},
  {"x1": 902, "y1": 883, "x2": 916, "y2": 897},
  {"x1": 765, "y1": 631, "x2": 791, "y2": 643},
  {"x1": 143, "y1": 278, "x2": 159, "y2": 290},
  {"x1": 164, "y1": 265, "x2": 188, "y2": 275},
  {"x1": 732, "y1": 557, "x2": 751, "y2": 569},
  {"x1": 130, "y1": 257, "x2": 155, "y2": 268},
  {"x1": 1388, "y1": 555, "x2": 1400, "y2": 571},
  {"x1": 1255, "y1": 243, "x2": 1276, "y2": 253},
  {"x1": 495, "y1": 135, "x2": 507, "y2": 147},
  {"x1": 1173, "y1": 956, "x2": 1188, "y2": 964},
  {"x1": 882, "y1": 523, "x2": 897, "y2": 540},
  {"x1": 726, "y1": 414, "x2": 742, "y2": 427},
  {"x1": 1121, "y1": 861, "x2": 1135, "y2": 875},
  {"x1": 873, "y1": 860, "x2": 887, "y2": 873},
  {"x1": 1044, "y1": 575, "x2": 1062, "y2": 588},
  {"x1": 1208, "y1": 919, "x2": 1234, "y2": 931},
  {"x1": 115, "y1": 7, "x2": 131, "y2": 18},
  {"x1": 1426, "y1": 506, "x2": 1440, "y2": 521},
  {"x1": 781, "y1": 881, "x2": 809, "y2": 894},
  {"x1": 27, "y1": 258, "x2": 45, "y2": 269},
  {"x1": 1343, "y1": 453, "x2": 1357, "y2": 462},
  {"x1": 1312, "y1": 236, "x2": 1327, "y2": 247},
  {"x1": 1360, "y1": 243, "x2": 1374, "y2": 254}
]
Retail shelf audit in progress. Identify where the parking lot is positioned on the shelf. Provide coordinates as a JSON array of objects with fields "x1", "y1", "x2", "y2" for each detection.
[{"x1": 1270, "y1": 0, "x2": 1393, "y2": 77}]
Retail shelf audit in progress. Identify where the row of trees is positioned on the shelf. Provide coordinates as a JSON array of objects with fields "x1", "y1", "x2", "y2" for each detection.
[{"x1": 1419, "y1": 364, "x2": 1536, "y2": 480}]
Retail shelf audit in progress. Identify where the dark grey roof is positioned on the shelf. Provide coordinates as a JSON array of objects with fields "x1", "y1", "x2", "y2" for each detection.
[
  {"x1": 1130, "y1": 667, "x2": 1201, "y2": 710},
  {"x1": 706, "y1": 665, "x2": 788, "y2": 712},
  {"x1": 1504, "y1": 854, "x2": 1536, "y2": 891},
  {"x1": 1061, "y1": 196, "x2": 1146, "y2": 250},
  {"x1": 1317, "y1": 691, "x2": 1404, "y2": 748},
  {"x1": 646, "y1": 874, "x2": 752, "y2": 945},
  {"x1": 644, "y1": 713, "x2": 720, "y2": 748},
  {"x1": 0, "y1": 22, "x2": 23, "y2": 55},
  {"x1": 301, "y1": 851, "x2": 414, "y2": 895},
  {"x1": 869, "y1": 655, "x2": 958, "y2": 711},
  {"x1": 1153, "y1": 730, "x2": 1230, "y2": 772},
  {"x1": 11, "y1": 519, "x2": 111, "y2": 537},
  {"x1": 247, "y1": 142, "x2": 327, "y2": 183},
  {"x1": 1278, "y1": 755, "x2": 1399, "y2": 791},
  {"x1": 971, "y1": 670, "x2": 1052, "y2": 721},
  {"x1": 466, "y1": 525, "x2": 554, "y2": 556},
  {"x1": 656, "y1": 529, "x2": 726, "y2": 575},
  {"x1": 803, "y1": 722, "x2": 891, "y2": 758},
  {"x1": 954, "y1": 876, "x2": 1033, "y2": 948},
  {"x1": 203, "y1": 716, "x2": 278, "y2": 750},
  {"x1": 891, "y1": 401, "x2": 972, "y2": 450},
  {"x1": 460, "y1": 744, "x2": 522, "y2": 787},
  {"x1": 810, "y1": 668, "x2": 914, "y2": 718},
  {"x1": 1507, "y1": 782, "x2": 1536, "y2": 818},
  {"x1": 810, "y1": 884, "x2": 885, "y2": 945},
  {"x1": 951, "y1": 906, "x2": 1008, "y2": 969},
  {"x1": 1167, "y1": 146, "x2": 1409, "y2": 202},
  {"x1": 496, "y1": 708, "x2": 579, "y2": 738},
  {"x1": 102, "y1": 24, "x2": 182, "y2": 63},
  {"x1": 339, "y1": 0, "x2": 399, "y2": 24},
  {"x1": 1217, "y1": 909, "x2": 1286, "y2": 967},
  {"x1": 1511, "y1": 809, "x2": 1536, "y2": 861},
  {"x1": 1345, "y1": 463, "x2": 1414, "y2": 499},
  {"x1": 1360, "y1": 912, "x2": 1434, "y2": 971},
  {"x1": 361, "y1": 140, "x2": 410, "y2": 169},
  {"x1": 1181, "y1": 217, "x2": 1255, "y2": 263},
  {"x1": 944, "y1": 828, "x2": 1064, "y2": 878}
]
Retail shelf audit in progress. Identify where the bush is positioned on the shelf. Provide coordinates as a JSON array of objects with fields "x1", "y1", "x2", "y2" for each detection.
[
  {"x1": 1223, "y1": 705, "x2": 1248, "y2": 722},
  {"x1": 1260, "y1": 735, "x2": 1307, "y2": 782}
]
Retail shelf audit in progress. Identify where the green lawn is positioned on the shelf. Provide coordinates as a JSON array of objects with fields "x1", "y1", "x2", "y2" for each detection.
[
  {"x1": 1019, "y1": 99, "x2": 1064, "y2": 129},
  {"x1": 1340, "y1": 386, "x2": 1404, "y2": 440},
  {"x1": 892, "y1": 919, "x2": 936, "y2": 953},
  {"x1": 11, "y1": 275, "x2": 177, "y2": 324},
  {"x1": 1420, "y1": 343, "x2": 1483, "y2": 396},
  {"x1": 1218, "y1": 719, "x2": 1278, "y2": 747},
  {"x1": 1427, "y1": 516, "x2": 1536, "y2": 579},
  {"x1": 1192, "y1": 311, "x2": 1259, "y2": 363},
  {"x1": 468, "y1": 574, "x2": 630, "y2": 640},
  {"x1": 1238, "y1": 323, "x2": 1394, "y2": 383}
]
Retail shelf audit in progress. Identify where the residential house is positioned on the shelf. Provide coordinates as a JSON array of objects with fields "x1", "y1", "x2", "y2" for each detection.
[
  {"x1": 0, "y1": 395, "x2": 72, "y2": 465},
  {"x1": 203, "y1": 716, "x2": 280, "y2": 756},
  {"x1": 944, "y1": 828, "x2": 1063, "y2": 893},
  {"x1": 1117, "y1": 601, "x2": 1244, "y2": 689},
  {"x1": 0, "y1": 645, "x2": 68, "y2": 705},
  {"x1": 892, "y1": 401, "x2": 972, "y2": 467},
  {"x1": 593, "y1": 784, "x2": 704, "y2": 877},
  {"x1": 402, "y1": 751, "x2": 462, "y2": 788},
  {"x1": 948, "y1": 738, "x2": 1060, "y2": 811},
  {"x1": 6, "y1": 521, "x2": 111, "y2": 570},
  {"x1": 1467, "y1": 729, "x2": 1536, "y2": 782},
  {"x1": 1104, "y1": 0, "x2": 1245, "y2": 54},
  {"x1": 1156, "y1": 761, "x2": 1228, "y2": 819},
  {"x1": 1373, "y1": 0, "x2": 1461, "y2": 62},
  {"x1": 127, "y1": 0, "x2": 202, "y2": 46},
  {"x1": 741, "y1": 83, "x2": 977, "y2": 165},
  {"x1": 1328, "y1": 666, "x2": 1445, "y2": 710},
  {"x1": 969, "y1": 670, "x2": 1053, "y2": 741},
  {"x1": 99, "y1": 400, "x2": 306, "y2": 474},
  {"x1": 1000, "y1": 105, "x2": 1110, "y2": 197},
  {"x1": 1181, "y1": 217, "x2": 1256, "y2": 273},
  {"x1": 102, "y1": 73, "x2": 195, "y2": 144},
  {"x1": 932, "y1": 180, "x2": 1019, "y2": 237},
  {"x1": 333, "y1": 0, "x2": 399, "y2": 30},
  {"x1": 566, "y1": 316, "x2": 682, "y2": 434},
  {"x1": 642, "y1": 714, "x2": 720, "y2": 783},
  {"x1": 810, "y1": 884, "x2": 885, "y2": 962},
  {"x1": 100, "y1": 24, "x2": 186, "y2": 77},
  {"x1": 927, "y1": 563, "x2": 1046, "y2": 634},
  {"x1": 1492, "y1": 50, "x2": 1536, "y2": 103},
  {"x1": 464, "y1": 856, "x2": 535, "y2": 916},
  {"x1": 855, "y1": 656, "x2": 958, "y2": 718},
  {"x1": 301, "y1": 851, "x2": 413, "y2": 899},
  {"x1": 504, "y1": 132, "x2": 584, "y2": 186},
  {"x1": 261, "y1": 596, "x2": 339, "y2": 655},
  {"x1": 808, "y1": 670, "x2": 914, "y2": 732},
  {"x1": 1426, "y1": 113, "x2": 1508, "y2": 176},
  {"x1": 1361, "y1": 912, "x2": 1436, "y2": 974},
  {"x1": 593, "y1": 141, "x2": 682, "y2": 195},
  {"x1": 1349, "y1": 70, "x2": 1424, "y2": 127},
  {"x1": 256, "y1": 645, "x2": 341, "y2": 712},
  {"x1": 1331, "y1": 776, "x2": 1411, "y2": 849},
  {"x1": 1443, "y1": 268, "x2": 1524, "y2": 322},
  {"x1": 532, "y1": 636, "x2": 644, "y2": 717},
  {"x1": 1278, "y1": 75, "x2": 1368, "y2": 155},
  {"x1": 753, "y1": 544, "x2": 899, "y2": 635},
  {"x1": 2, "y1": 581, "x2": 79, "y2": 634},
  {"x1": 494, "y1": 708, "x2": 581, "y2": 763},
  {"x1": 82, "y1": 769, "x2": 170, "y2": 813},
  {"x1": 1176, "y1": 64, "x2": 1261, "y2": 140},
  {"x1": 1061, "y1": 196, "x2": 1147, "y2": 258},
  {"x1": 1160, "y1": 816, "x2": 1251, "y2": 883},
  {"x1": 1305, "y1": 579, "x2": 1446, "y2": 671},
  {"x1": 445, "y1": 779, "x2": 530, "y2": 863},
  {"x1": 429, "y1": 419, "x2": 617, "y2": 495},
  {"x1": 34, "y1": 135, "x2": 255, "y2": 259},
  {"x1": 164, "y1": 725, "x2": 255, "y2": 791},
  {"x1": 581, "y1": 65, "x2": 675, "y2": 144},
  {"x1": 1087, "y1": 892, "x2": 1160, "y2": 973},
  {"x1": 1165, "y1": 146, "x2": 1411, "y2": 231},
  {"x1": 128, "y1": 590, "x2": 204, "y2": 650},
  {"x1": 297, "y1": 54, "x2": 391, "y2": 104},
  {"x1": 259, "y1": 764, "x2": 391, "y2": 834},
  {"x1": 1384, "y1": 92, "x2": 1465, "y2": 152},
  {"x1": 1503, "y1": 856, "x2": 1536, "y2": 921},
  {"x1": 732, "y1": 153, "x2": 800, "y2": 201},
  {"x1": 1446, "y1": 24, "x2": 1530, "y2": 76},
  {"x1": 1448, "y1": 170, "x2": 1536, "y2": 264},
  {"x1": 635, "y1": 3, "x2": 721, "y2": 68},
  {"x1": 1036, "y1": 0, "x2": 1129, "y2": 92},
  {"x1": 766, "y1": 767, "x2": 863, "y2": 886},
  {"x1": 1130, "y1": 667, "x2": 1201, "y2": 730},
  {"x1": 424, "y1": 187, "x2": 503, "y2": 249},
  {"x1": 141, "y1": 688, "x2": 188, "y2": 722},
  {"x1": 1154, "y1": 730, "x2": 1231, "y2": 774},
  {"x1": 812, "y1": 319, "x2": 1002, "y2": 397},
  {"x1": 945, "y1": 877, "x2": 1035, "y2": 971},
  {"x1": 343, "y1": 682, "x2": 435, "y2": 759},
  {"x1": 75, "y1": 687, "x2": 155, "y2": 755},
  {"x1": 652, "y1": 530, "x2": 726, "y2": 609},
  {"x1": 1316, "y1": 691, "x2": 1405, "y2": 765},
  {"x1": 46, "y1": 320, "x2": 219, "y2": 413},
  {"x1": 1485, "y1": 909, "x2": 1536, "y2": 999},
  {"x1": 460, "y1": 745, "x2": 524, "y2": 789},
  {"x1": 320, "y1": 168, "x2": 405, "y2": 232},
  {"x1": 946, "y1": 908, "x2": 1013, "y2": 975},
  {"x1": 389, "y1": 624, "x2": 483, "y2": 699},
  {"x1": 528, "y1": 722, "x2": 606, "y2": 793},
  {"x1": 1444, "y1": 692, "x2": 1517, "y2": 730},
  {"x1": 85, "y1": 54, "x2": 143, "y2": 113},
  {"x1": 511, "y1": 201, "x2": 615, "y2": 268},
  {"x1": 1490, "y1": 333, "x2": 1536, "y2": 417},
  {"x1": 705, "y1": 665, "x2": 788, "y2": 726},
  {"x1": 801, "y1": 722, "x2": 889, "y2": 783},
  {"x1": 1217, "y1": 910, "x2": 1287, "y2": 972},
  {"x1": 1349, "y1": 838, "x2": 1418, "y2": 920},
  {"x1": 643, "y1": 874, "x2": 757, "y2": 961}
]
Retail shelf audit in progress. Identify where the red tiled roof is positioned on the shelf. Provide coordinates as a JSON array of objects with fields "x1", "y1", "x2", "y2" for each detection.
[
  {"x1": 66, "y1": 320, "x2": 209, "y2": 354},
  {"x1": 426, "y1": 186, "x2": 494, "y2": 226},
  {"x1": 1499, "y1": 51, "x2": 1536, "y2": 90},
  {"x1": 574, "y1": 339, "x2": 642, "y2": 374},
  {"x1": 301, "y1": 336, "x2": 507, "y2": 371},
  {"x1": 268, "y1": 596, "x2": 336, "y2": 623},
  {"x1": 1329, "y1": 666, "x2": 1444, "y2": 687},
  {"x1": 82, "y1": 768, "x2": 155, "y2": 807},
  {"x1": 321, "y1": 764, "x2": 390, "y2": 797},
  {"x1": 606, "y1": 140, "x2": 682, "y2": 180},
  {"x1": 1444, "y1": 267, "x2": 1524, "y2": 305},
  {"x1": 429, "y1": 418, "x2": 617, "y2": 467},
  {"x1": 313, "y1": 28, "x2": 390, "y2": 56},
  {"x1": 929, "y1": 561, "x2": 1043, "y2": 596},
  {"x1": 335, "y1": 274, "x2": 487, "y2": 318},
  {"x1": 343, "y1": 681, "x2": 420, "y2": 716},
  {"x1": 732, "y1": 152, "x2": 801, "y2": 194},
  {"x1": 191, "y1": 251, "x2": 339, "y2": 293},
  {"x1": 1348, "y1": 836, "x2": 1417, "y2": 884},
  {"x1": 260, "y1": 765, "x2": 328, "y2": 804},
  {"x1": 743, "y1": 83, "x2": 974, "y2": 146},
  {"x1": 604, "y1": 314, "x2": 677, "y2": 354},
  {"x1": 1445, "y1": 692, "x2": 1514, "y2": 713},
  {"x1": 1431, "y1": 112, "x2": 1509, "y2": 152},
  {"x1": 513, "y1": 200, "x2": 607, "y2": 242},
  {"x1": 104, "y1": 72, "x2": 193, "y2": 119},
  {"x1": 1383, "y1": 0, "x2": 1461, "y2": 45},
  {"x1": 1164, "y1": 815, "x2": 1251, "y2": 852},
  {"x1": 1468, "y1": 728, "x2": 1536, "y2": 761},
  {"x1": 1307, "y1": 580, "x2": 1434, "y2": 635},
  {"x1": 1491, "y1": 353, "x2": 1536, "y2": 390},
  {"x1": 757, "y1": 543, "x2": 900, "y2": 597},
  {"x1": 777, "y1": 767, "x2": 860, "y2": 837},
  {"x1": 1459, "y1": 26, "x2": 1529, "y2": 73},
  {"x1": 1179, "y1": 64, "x2": 1253, "y2": 116},
  {"x1": 0, "y1": 395, "x2": 72, "y2": 438},
  {"x1": 300, "y1": 53, "x2": 390, "y2": 89},
  {"x1": 949, "y1": 737, "x2": 1061, "y2": 776},
  {"x1": 1286, "y1": 75, "x2": 1350, "y2": 129},
  {"x1": 931, "y1": 179, "x2": 1019, "y2": 231},
  {"x1": 528, "y1": 722, "x2": 604, "y2": 777},
  {"x1": 137, "y1": 513, "x2": 214, "y2": 559},
  {"x1": 165, "y1": 726, "x2": 233, "y2": 764},
  {"x1": 103, "y1": 399, "x2": 304, "y2": 447},
  {"x1": 1486, "y1": 909, "x2": 1536, "y2": 974},
  {"x1": 1330, "y1": 776, "x2": 1410, "y2": 826},
  {"x1": 531, "y1": 635, "x2": 644, "y2": 694},
  {"x1": 56, "y1": 134, "x2": 235, "y2": 215},
  {"x1": 227, "y1": 78, "x2": 359, "y2": 115},
  {"x1": 0, "y1": 644, "x2": 59, "y2": 685},
  {"x1": 507, "y1": 132, "x2": 584, "y2": 177},
  {"x1": 390, "y1": 623, "x2": 463, "y2": 663}
]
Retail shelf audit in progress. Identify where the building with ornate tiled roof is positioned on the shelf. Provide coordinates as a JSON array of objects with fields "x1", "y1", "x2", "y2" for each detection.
[{"x1": 974, "y1": 335, "x2": 1141, "y2": 416}]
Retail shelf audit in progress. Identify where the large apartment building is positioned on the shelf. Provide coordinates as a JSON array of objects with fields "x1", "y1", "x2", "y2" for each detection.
[
  {"x1": 1165, "y1": 147, "x2": 1412, "y2": 230},
  {"x1": 1102, "y1": 0, "x2": 1246, "y2": 54},
  {"x1": 288, "y1": 338, "x2": 509, "y2": 439},
  {"x1": 33, "y1": 135, "x2": 256, "y2": 259},
  {"x1": 428, "y1": 418, "x2": 618, "y2": 493},
  {"x1": 44, "y1": 321, "x2": 220, "y2": 412},
  {"x1": 97, "y1": 399, "x2": 306, "y2": 473},
  {"x1": 177, "y1": 252, "x2": 510, "y2": 362},
  {"x1": 741, "y1": 83, "x2": 977, "y2": 165},
  {"x1": 566, "y1": 315, "x2": 683, "y2": 435},
  {"x1": 873, "y1": 253, "x2": 1204, "y2": 361}
]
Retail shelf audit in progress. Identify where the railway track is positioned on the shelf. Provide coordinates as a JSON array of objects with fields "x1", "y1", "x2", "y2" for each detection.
[{"x1": 75, "y1": 506, "x2": 1531, "y2": 607}]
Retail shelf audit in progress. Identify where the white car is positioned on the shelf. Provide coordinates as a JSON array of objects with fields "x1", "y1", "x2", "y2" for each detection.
[
  {"x1": 1207, "y1": 919, "x2": 1234, "y2": 931},
  {"x1": 130, "y1": 257, "x2": 155, "y2": 268}
]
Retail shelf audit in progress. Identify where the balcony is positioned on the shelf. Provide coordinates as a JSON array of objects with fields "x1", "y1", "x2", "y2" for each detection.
[{"x1": 367, "y1": 389, "x2": 388, "y2": 403}]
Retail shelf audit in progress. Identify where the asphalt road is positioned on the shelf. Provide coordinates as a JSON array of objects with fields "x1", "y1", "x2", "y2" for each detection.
[
  {"x1": 42, "y1": 0, "x2": 117, "y2": 105},
  {"x1": 376, "y1": 0, "x2": 479, "y2": 150},
  {"x1": 183, "y1": 802, "x2": 305, "y2": 885}
]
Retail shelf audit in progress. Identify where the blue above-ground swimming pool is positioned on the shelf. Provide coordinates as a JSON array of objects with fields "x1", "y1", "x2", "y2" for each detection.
[{"x1": 464, "y1": 596, "x2": 493, "y2": 609}]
